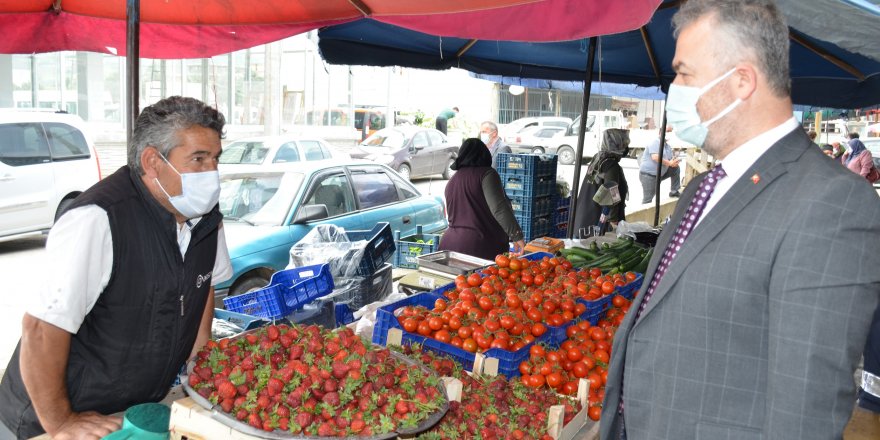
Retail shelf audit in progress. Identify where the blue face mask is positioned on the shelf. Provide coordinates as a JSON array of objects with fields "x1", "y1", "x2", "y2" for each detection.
[{"x1": 666, "y1": 68, "x2": 742, "y2": 147}]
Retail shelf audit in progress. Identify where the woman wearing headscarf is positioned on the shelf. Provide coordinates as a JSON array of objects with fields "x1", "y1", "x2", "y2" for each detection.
[
  {"x1": 840, "y1": 133, "x2": 874, "y2": 179},
  {"x1": 439, "y1": 138, "x2": 525, "y2": 260},
  {"x1": 572, "y1": 128, "x2": 630, "y2": 235}
]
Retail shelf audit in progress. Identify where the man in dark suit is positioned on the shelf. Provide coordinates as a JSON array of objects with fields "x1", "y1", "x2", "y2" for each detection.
[{"x1": 601, "y1": 1, "x2": 880, "y2": 439}]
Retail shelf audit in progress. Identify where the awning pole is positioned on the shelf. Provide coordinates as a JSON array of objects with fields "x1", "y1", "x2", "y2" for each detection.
[
  {"x1": 654, "y1": 107, "x2": 668, "y2": 226},
  {"x1": 126, "y1": 0, "x2": 140, "y2": 145},
  {"x1": 566, "y1": 36, "x2": 598, "y2": 239}
]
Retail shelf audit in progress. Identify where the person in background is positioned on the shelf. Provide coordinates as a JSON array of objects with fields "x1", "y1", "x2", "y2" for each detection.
[
  {"x1": 830, "y1": 141, "x2": 846, "y2": 159},
  {"x1": 0, "y1": 97, "x2": 231, "y2": 440},
  {"x1": 821, "y1": 144, "x2": 835, "y2": 157},
  {"x1": 639, "y1": 125, "x2": 682, "y2": 203},
  {"x1": 435, "y1": 107, "x2": 459, "y2": 135},
  {"x1": 573, "y1": 128, "x2": 630, "y2": 234},
  {"x1": 439, "y1": 138, "x2": 525, "y2": 261},
  {"x1": 841, "y1": 132, "x2": 873, "y2": 179},
  {"x1": 600, "y1": 1, "x2": 880, "y2": 439},
  {"x1": 480, "y1": 121, "x2": 511, "y2": 169},
  {"x1": 808, "y1": 130, "x2": 819, "y2": 147}
]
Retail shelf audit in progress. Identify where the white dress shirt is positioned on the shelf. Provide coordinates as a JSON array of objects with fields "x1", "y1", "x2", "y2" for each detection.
[
  {"x1": 696, "y1": 117, "x2": 800, "y2": 227},
  {"x1": 27, "y1": 205, "x2": 232, "y2": 333}
]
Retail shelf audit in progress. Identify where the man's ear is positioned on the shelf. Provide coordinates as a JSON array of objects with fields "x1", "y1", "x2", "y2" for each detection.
[
  {"x1": 141, "y1": 147, "x2": 162, "y2": 179},
  {"x1": 733, "y1": 63, "x2": 758, "y2": 101}
]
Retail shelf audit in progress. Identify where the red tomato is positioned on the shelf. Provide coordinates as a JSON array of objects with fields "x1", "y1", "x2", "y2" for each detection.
[
  {"x1": 402, "y1": 318, "x2": 418, "y2": 333},
  {"x1": 467, "y1": 273, "x2": 482, "y2": 287},
  {"x1": 572, "y1": 361, "x2": 589, "y2": 378},
  {"x1": 462, "y1": 338, "x2": 478, "y2": 353},
  {"x1": 531, "y1": 323, "x2": 547, "y2": 337},
  {"x1": 566, "y1": 348, "x2": 584, "y2": 362},
  {"x1": 590, "y1": 327, "x2": 607, "y2": 341},
  {"x1": 588, "y1": 406, "x2": 602, "y2": 422},
  {"x1": 495, "y1": 254, "x2": 510, "y2": 268},
  {"x1": 546, "y1": 372, "x2": 564, "y2": 389}
]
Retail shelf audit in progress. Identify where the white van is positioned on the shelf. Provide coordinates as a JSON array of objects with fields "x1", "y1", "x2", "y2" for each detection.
[{"x1": 0, "y1": 110, "x2": 101, "y2": 242}]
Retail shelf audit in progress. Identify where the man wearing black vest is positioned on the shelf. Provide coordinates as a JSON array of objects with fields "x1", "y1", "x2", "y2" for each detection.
[{"x1": 0, "y1": 96, "x2": 231, "y2": 439}]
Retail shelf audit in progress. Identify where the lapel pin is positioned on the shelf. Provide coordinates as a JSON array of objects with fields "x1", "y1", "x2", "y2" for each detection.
[{"x1": 751, "y1": 173, "x2": 760, "y2": 184}]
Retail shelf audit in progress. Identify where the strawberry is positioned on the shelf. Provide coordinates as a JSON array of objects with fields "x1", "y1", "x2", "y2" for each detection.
[
  {"x1": 219, "y1": 398, "x2": 233, "y2": 413},
  {"x1": 322, "y1": 391, "x2": 340, "y2": 407},
  {"x1": 317, "y1": 422, "x2": 336, "y2": 437},
  {"x1": 266, "y1": 324, "x2": 280, "y2": 341},
  {"x1": 247, "y1": 412, "x2": 261, "y2": 429},
  {"x1": 216, "y1": 381, "x2": 236, "y2": 400},
  {"x1": 267, "y1": 378, "x2": 284, "y2": 396},
  {"x1": 294, "y1": 411, "x2": 313, "y2": 430}
]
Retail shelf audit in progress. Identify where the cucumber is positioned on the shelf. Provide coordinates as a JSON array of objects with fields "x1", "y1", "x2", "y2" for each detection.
[
  {"x1": 632, "y1": 248, "x2": 654, "y2": 274},
  {"x1": 590, "y1": 241, "x2": 600, "y2": 252},
  {"x1": 564, "y1": 247, "x2": 600, "y2": 260}
]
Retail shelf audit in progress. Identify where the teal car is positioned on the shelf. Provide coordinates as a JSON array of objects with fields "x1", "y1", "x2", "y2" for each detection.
[{"x1": 215, "y1": 160, "x2": 447, "y2": 301}]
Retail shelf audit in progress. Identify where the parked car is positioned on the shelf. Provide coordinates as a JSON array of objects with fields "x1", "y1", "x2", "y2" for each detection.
[
  {"x1": 509, "y1": 126, "x2": 567, "y2": 154},
  {"x1": 358, "y1": 126, "x2": 459, "y2": 180},
  {"x1": 215, "y1": 160, "x2": 447, "y2": 300},
  {"x1": 0, "y1": 109, "x2": 101, "y2": 242},
  {"x1": 501, "y1": 116, "x2": 572, "y2": 145},
  {"x1": 219, "y1": 135, "x2": 349, "y2": 172}
]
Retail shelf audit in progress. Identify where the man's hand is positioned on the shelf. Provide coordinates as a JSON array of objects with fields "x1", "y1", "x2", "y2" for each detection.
[
  {"x1": 51, "y1": 411, "x2": 122, "y2": 440},
  {"x1": 668, "y1": 158, "x2": 681, "y2": 168},
  {"x1": 512, "y1": 240, "x2": 526, "y2": 255}
]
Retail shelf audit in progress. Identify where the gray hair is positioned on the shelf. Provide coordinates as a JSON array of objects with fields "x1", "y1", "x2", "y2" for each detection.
[
  {"x1": 673, "y1": 0, "x2": 791, "y2": 97},
  {"x1": 481, "y1": 121, "x2": 499, "y2": 133},
  {"x1": 129, "y1": 96, "x2": 226, "y2": 174}
]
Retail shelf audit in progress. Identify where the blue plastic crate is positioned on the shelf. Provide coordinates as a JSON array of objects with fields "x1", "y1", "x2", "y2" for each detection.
[
  {"x1": 335, "y1": 303, "x2": 355, "y2": 327},
  {"x1": 618, "y1": 273, "x2": 644, "y2": 300},
  {"x1": 214, "y1": 309, "x2": 269, "y2": 331},
  {"x1": 497, "y1": 153, "x2": 558, "y2": 177},
  {"x1": 347, "y1": 222, "x2": 396, "y2": 277},
  {"x1": 223, "y1": 284, "x2": 291, "y2": 320},
  {"x1": 509, "y1": 194, "x2": 555, "y2": 219},
  {"x1": 500, "y1": 173, "x2": 556, "y2": 199},
  {"x1": 393, "y1": 227, "x2": 441, "y2": 269},
  {"x1": 552, "y1": 221, "x2": 568, "y2": 239},
  {"x1": 552, "y1": 207, "x2": 570, "y2": 225},
  {"x1": 556, "y1": 196, "x2": 572, "y2": 210},
  {"x1": 576, "y1": 294, "x2": 615, "y2": 325},
  {"x1": 373, "y1": 292, "x2": 542, "y2": 377},
  {"x1": 268, "y1": 263, "x2": 335, "y2": 311},
  {"x1": 516, "y1": 214, "x2": 553, "y2": 242}
]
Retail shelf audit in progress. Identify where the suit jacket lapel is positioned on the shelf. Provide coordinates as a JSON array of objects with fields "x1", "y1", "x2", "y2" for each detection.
[{"x1": 634, "y1": 129, "x2": 807, "y2": 325}]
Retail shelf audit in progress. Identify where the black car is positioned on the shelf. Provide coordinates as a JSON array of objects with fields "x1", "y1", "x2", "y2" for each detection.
[{"x1": 357, "y1": 126, "x2": 459, "y2": 180}]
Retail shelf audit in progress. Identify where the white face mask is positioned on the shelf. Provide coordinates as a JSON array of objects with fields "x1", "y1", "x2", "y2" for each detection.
[
  {"x1": 154, "y1": 153, "x2": 220, "y2": 219},
  {"x1": 666, "y1": 68, "x2": 742, "y2": 147},
  {"x1": 480, "y1": 132, "x2": 492, "y2": 144}
]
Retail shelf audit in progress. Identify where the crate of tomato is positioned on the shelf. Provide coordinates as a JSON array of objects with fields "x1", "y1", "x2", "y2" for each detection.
[{"x1": 373, "y1": 252, "x2": 600, "y2": 377}]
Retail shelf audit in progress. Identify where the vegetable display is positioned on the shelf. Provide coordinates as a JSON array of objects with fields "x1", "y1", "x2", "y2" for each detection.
[
  {"x1": 395, "y1": 255, "x2": 637, "y2": 356},
  {"x1": 186, "y1": 324, "x2": 447, "y2": 437},
  {"x1": 559, "y1": 237, "x2": 652, "y2": 274},
  {"x1": 399, "y1": 345, "x2": 582, "y2": 440}
]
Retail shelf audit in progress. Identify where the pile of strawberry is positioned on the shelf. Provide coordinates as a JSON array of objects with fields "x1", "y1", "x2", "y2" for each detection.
[
  {"x1": 399, "y1": 345, "x2": 581, "y2": 440},
  {"x1": 519, "y1": 295, "x2": 633, "y2": 421},
  {"x1": 396, "y1": 254, "x2": 637, "y2": 355},
  {"x1": 187, "y1": 324, "x2": 447, "y2": 436}
]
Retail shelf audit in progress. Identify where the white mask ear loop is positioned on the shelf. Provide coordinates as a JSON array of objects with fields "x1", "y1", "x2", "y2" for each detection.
[
  {"x1": 698, "y1": 67, "x2": 737, "y2": 94},
  {"x1": 154, "y1": 151, "x2": 181, "y2": 199},
  {"x1": 703, "y1": 98, "x2": 742, "y2": 127}
]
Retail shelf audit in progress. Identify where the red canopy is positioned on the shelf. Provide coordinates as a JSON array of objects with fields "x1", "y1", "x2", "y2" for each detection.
[{"x1": 0, "y1": 0, "x2": 662, "y2": 58}]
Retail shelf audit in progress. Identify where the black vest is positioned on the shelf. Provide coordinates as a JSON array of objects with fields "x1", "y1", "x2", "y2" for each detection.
[{"x1": 0, "y1": 166, "x2": 222, "y2": 438}]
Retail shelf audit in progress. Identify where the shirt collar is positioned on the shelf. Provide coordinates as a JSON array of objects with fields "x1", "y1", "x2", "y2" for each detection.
[{"x1": 719, "y1": 117, "x2": 799, "y2": 183}]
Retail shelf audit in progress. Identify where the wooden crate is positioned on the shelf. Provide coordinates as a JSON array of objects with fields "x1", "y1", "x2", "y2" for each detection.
[{"x1": 169, "y1": 398, "x2": 264, "y2": 440}]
